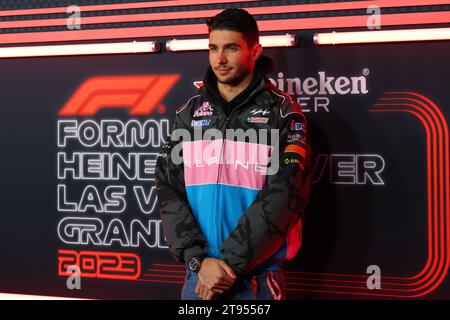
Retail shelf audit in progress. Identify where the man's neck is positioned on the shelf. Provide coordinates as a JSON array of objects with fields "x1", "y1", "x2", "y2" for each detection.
[{"x1": 217, "y1": 71, "x2": 253, "y2": 102}]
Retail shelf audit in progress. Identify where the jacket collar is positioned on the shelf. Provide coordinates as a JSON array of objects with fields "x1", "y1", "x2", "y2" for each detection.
[{"x1": 200, "y1": 55, "x2": 275, "y2": 114}]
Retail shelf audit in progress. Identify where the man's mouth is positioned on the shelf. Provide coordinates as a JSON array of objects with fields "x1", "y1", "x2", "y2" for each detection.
[{"x1": 217, "y1": 67, "x2": 231, "y2": 75}]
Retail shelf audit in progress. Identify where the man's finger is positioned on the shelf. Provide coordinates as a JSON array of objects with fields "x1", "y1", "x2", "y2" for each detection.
[
  {"x1": 211, "y1": 284, "x2": 230, "y2": 291},
  {"x1": 218, "y1": 276, "x2": 235, "y2": 286},
  {"x1": 210, "y1": 287, "x2": 224, "y2": 294},
  {"x1": 195, "y1": 280, "x2": 200, "y2": 294},
  {"x1": 198, "y1": 274, "x2": 214, "y2": 290},
  {"x1": 201, "y1": 275, "x2": 231, "y2": 289},
  {"x1": 205, "y1": 281, "x2": 231, "y2": 291},
  {"x1": 214, "y1": 277, "x2": 234, "y2": 287},
  {"x1": 219, "y1": 261, "x2": 237, "y2": 279},
  {"x1": 206, "y1": 290, "x2": 216, "y2": 300},
  {"x1": 201, "y1": 285, "x2": 210, "y2": 300},
  {"x1": 199, "y1": 285, "x2": 206, "y2": 300}
]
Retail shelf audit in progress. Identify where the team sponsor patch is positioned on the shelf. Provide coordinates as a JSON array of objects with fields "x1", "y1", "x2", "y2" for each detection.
[
  {"x1": 249, "y1": 108, "x2": 270, "y2": 116},
  {"x1": 284, "y1": 158, "x2": 296, "y2": 165},
  {"x1": 286, "y1": 133, "x2": 305, "y2": 143},
  {"x1": 284, "y1": 158, "x2": 304, "y2": 170},
  {"x1": 284, "y1": 144, "x2": 305, "y2": 157},
  {"x1": 290, "y1": 120, "x2": 304, "y2": 131},
  {"x1": 191, "y1": 119, "x2": 210, "y2": 127},
  {"x1": 193, "y1": 101, "x2": 214, "y2": 117},
  {"x1": 247, "y1": 116, "x2": 269, "y2": 124}
]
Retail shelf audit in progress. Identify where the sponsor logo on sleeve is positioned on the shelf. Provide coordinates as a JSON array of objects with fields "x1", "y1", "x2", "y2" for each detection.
[
  {"x1": 286, "y1": 133, "x2": 305, "y2": 143},
  {"x1": 284, "y1": 144, "x2": 306, "y2": 157},
  {"x1": 284, "y1": 157, "x2": 304, "y2": 170},
  {"x1": 290, "y1": 120, "x2": 304, "y2": 131}
]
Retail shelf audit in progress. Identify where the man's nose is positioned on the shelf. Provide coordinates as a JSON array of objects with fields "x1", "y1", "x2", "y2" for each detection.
[{"x1": 217, "y1": 49, "x2": 227, "y2": 64}]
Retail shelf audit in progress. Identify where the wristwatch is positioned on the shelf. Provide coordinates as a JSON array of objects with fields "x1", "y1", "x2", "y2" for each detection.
[{"x1": 188, "y1": 254, "x2": 208, "y2": 273}]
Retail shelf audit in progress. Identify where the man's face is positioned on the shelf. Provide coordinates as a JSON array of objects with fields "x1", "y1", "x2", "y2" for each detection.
[{"x1": 208, "y1": 29, "x2": 256, "y2": 86}]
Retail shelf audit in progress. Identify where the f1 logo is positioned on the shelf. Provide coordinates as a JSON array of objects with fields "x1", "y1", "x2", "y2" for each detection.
[{"x1": 59, "y1": 75, "x2": 179, "y2": 115}]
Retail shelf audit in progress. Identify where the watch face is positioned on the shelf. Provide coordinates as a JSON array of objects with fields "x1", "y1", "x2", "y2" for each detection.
[{"x1": 189, "y1": 258, "x2": 200, "y2": 272}]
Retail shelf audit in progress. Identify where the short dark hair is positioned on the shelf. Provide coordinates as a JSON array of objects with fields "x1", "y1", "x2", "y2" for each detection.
[{"x1": 206, "y1": 8, "x2": 259, "y2": 48}]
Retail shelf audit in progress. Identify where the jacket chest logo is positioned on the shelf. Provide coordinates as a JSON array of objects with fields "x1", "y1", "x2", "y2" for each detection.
[
  {"x1": 247, "y1": 117, "x2": 269, "y2": 124},
  {"x1": 193, "y1": 101, "x2": 214, "y2": 117},
  {"x1": 247, "y1": 108, "x2": 270, "y2": 123},
  {"x1": 249, "y1": 108, "x2": 270, "y2": 116}
]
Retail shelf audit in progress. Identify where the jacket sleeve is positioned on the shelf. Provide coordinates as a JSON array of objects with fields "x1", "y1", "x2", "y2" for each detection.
[
  {"x1": 220, "y1": 97, "x2": 312, "y2": 274},
  {"x1": 155, "y1": 112, "x2": 207, "y2": 264}
]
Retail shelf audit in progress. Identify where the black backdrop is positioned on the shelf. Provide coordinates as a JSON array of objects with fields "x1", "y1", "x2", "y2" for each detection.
[{"x1": 0, "y1": 37, "x2": 449, "y2": 299}]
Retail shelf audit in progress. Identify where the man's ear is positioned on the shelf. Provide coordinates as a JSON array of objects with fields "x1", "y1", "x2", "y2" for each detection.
[{"x1": 252, "y1": 43, "x2": 262, "y2": 61}]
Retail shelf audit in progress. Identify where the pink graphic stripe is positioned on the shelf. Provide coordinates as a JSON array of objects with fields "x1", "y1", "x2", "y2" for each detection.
[
  {"x1": 183, "y1": 140, "x2": 221, "y2": 186},
  {"x1": 183, "y1": 140, "x2": 272, "y2": 190}
]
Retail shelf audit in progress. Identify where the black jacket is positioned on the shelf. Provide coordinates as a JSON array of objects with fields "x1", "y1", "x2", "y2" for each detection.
[{"x1": 155, "y1": 55, "x2": 312, "y2": 275}]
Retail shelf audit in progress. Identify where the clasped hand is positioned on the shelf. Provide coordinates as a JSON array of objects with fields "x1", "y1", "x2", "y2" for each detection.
[{"x1": 195, "y1": 258, "x2": 236, "y2": 300}]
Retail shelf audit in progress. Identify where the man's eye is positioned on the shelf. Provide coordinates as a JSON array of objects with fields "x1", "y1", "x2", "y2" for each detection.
[
  {"x1": 210, "y1": 47, "x2": 217, "y2": 52},
  {"x1": 229, "y1": 47, "x2": 238, "y2": 52}
]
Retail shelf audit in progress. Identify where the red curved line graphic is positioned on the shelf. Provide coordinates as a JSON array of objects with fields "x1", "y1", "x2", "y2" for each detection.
[
  {"x1": 147, "y1": 268, "x2": 185, "y2": 274},
  {"x1": 285, "y1": 287, "x2": 415, "y2": 299},
  {"x1": 382, "y1": 92, "x2": 449, "y2": 296},
  {"x1": 152, "y1": 263, "x2": 185, "y2": 268},
  {"x1": 288, "y1": 106, "x2": 434, "y2": 297},
  {"x1": 287, "y1": 102, "x2": 445, "y2": 297},
  {"x1": 376, "y1": 99, "x2": 440, "y2": 285},
  {"x1": 398, "y1": 93, "x2": 450, "y2": 297},
  {"x1": 360, "y1": 106, "x2": 441, "y2": 297},
  {"x1": 361, "y1": 107, "x2": 441, "y2": 297},
  {"x1": 135, "y1": 279, "x2": 184, "y2": 285},
  {"x1": 142, "y1": 274, "x2": 186, "y2": 279}
]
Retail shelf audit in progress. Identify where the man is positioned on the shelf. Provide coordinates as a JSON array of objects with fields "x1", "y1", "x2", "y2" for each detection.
[{"x1": 155, "y1": 8, "x2": 312, "y2": 300}]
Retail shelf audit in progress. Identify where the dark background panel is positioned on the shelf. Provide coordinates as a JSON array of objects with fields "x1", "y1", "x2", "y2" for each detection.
[{"x1": 0, "y1": 0, "x2": 449, "y2": 299}]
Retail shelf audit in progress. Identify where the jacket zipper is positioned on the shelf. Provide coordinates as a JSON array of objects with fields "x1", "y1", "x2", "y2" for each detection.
[
  {"x1": 216, "y1": 117, "x2": 228, "y2": 184},
  {"x1": 211, "y1": 92, "x2": 263, "y2": 257},
  {"x1": 214, "y1": 116, "x2": 228, "y2": 257}
]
